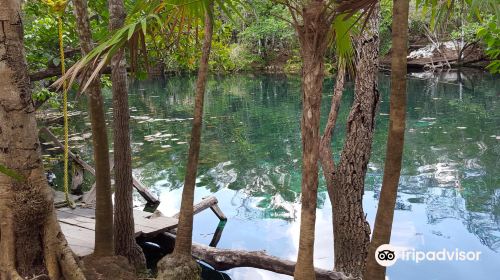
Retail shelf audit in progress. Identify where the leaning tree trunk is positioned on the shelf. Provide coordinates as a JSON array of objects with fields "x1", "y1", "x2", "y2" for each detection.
[
  {"x1": 109, "y1": 0, "x2": 146, "y2": 269},
  {"x1": 319, "y1": 64, "x2": 345, "y2": 204},
  {"x1": 364, "y1": 0, "x2": 409, "y2": 279},
  {"x1": 73, "y1": 0, "x2": 114, "y2": 257},
  {"x1": 156, "y1": 3, "x2": 214, "y2": 280},
  {"x1": 293, "y1": 2, "x2": 331, "y2": 280},
  {"x1": 329, "y1": 4, "x2": 380, "y2": 278},
  {"x1": 0, "y1": 1, "x2": 84, "y2": 279}
]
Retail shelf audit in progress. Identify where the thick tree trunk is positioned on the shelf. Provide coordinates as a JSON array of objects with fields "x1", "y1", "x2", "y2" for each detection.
[
  {"x1": 330, "y1": 5, "x2": 380, "y2": 278},
  {"x1": 293, "y1": 2, "x2": 331, "y2": 280},
  {"x1": 73, "y1": 0, "x2": 114, "y2": 257},
  {"x1": 108, "y1": 0, "x2": 146, "y2": 269},
  {"x1": 0, "y1": 1, "x2": 84, "y2": 279},
  {"x1": 172, "y1": 4, "x2": 214, "y2": 257},
  {"x1": 364, "y1": 1, "x2": 409, "y2": 279}
]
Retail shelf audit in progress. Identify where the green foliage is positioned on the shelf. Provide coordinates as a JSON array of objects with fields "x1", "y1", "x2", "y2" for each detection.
[
  {"x1": 477, "y1": 17, "x2": 500, "y2": 74},
  {"x1": 283, "y1": 52, "x2": 301, "y2": 74},
  {"x1": 330, "y1": 13, "x2": 357, "y2": 68},
  {"x1": 238, "y1": 1, "x2": 294, "y2": 61},
  {"x1": 229, "y1": 44, "x2": 264, "y2": 71},
  {"x1": 32, "y1": 87, "x2": 60, "y2": 109},
  {"x1": 379, "y1": 0, "x2": 393, "y2": 56}
]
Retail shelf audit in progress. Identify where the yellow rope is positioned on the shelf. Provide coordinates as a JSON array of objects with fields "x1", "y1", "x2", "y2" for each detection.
[
  {"x1": 46, "y1": 0, "x2": 75, "y2": 208},
  {"x1": 58, "y1": 15, "x2": 75, "y2": 209}
]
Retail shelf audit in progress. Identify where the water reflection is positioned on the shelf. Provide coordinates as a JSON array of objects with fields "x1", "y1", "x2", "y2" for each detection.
[{"x1": 64, "y1": 70, "x2": 498, "y2": 279}]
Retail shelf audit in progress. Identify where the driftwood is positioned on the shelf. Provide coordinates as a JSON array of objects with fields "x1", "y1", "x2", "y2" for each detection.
[
  {"x1": 39, "y1": 127, "x2": 160, "y2": 205},
  {"x1": 161, "y1": 232, "x2": 350, "y2": 280}
]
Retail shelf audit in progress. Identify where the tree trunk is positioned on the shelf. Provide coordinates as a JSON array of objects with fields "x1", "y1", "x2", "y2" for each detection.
[
  {"x1": 73, "y1": 0, "x2": 114, "y2": 257},
  {"x1": 0, "y1": 1, "x2": 84, "y2": 279},
  {"x1": 293, "y1": 2, "x2": 331, "y2": 280},
  {"x1": 330, "y1": 5, "x2": 380, "y2": 278},
  {"x1": 363, "y1": 0, "x2": 409, "y2": 279},
  {"x1": 108, "y1": 0, "x2": 146, "y2": 269},
  {"x1": 319, "y1": 65, "x2": 346, "y2": 203},
  {"x1": 172, "y1": 4, "x2": 214, "y2": 257},
  {"x1": 156, "y1": 6, "x2": 213, "y2": 280}
]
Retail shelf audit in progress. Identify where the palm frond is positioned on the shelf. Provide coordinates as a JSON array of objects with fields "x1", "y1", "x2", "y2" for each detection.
[{"x1": 329, "y1": 13, "x2": 358, "y2": 72}]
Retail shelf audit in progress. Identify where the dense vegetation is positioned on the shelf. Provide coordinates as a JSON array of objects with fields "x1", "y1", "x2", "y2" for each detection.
[{"x1": 23, "y1": 0, "x2": 499, "y2": 78}]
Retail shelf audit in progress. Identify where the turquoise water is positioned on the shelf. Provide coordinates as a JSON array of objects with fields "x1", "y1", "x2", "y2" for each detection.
[{"x1": 63, "y1": 71, "x2": 499, "y2": 279}]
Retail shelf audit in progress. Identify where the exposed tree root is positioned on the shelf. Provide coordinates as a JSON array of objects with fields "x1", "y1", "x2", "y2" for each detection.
[
  {"x1": 81, "y1": 255, "x2": 137, "y2": 280},
  {"x1": 156, "y1": 254, "x2": 201, "y2": 280},
  {"x1": 0, "y1": 183, "x2": 86, "y2": 280}
]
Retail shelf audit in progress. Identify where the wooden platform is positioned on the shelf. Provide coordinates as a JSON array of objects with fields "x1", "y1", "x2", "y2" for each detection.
[{"x1": 57, "y1": 207, "x2": 178, "y2": 256}]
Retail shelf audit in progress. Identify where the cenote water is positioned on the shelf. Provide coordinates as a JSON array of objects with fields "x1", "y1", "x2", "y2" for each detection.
[{"x1": 53, "y1": 70, "x2": 499, "y2": 279}]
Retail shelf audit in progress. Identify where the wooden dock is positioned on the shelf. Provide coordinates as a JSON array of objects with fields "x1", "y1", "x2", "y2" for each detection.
[{"x1": 57, "y1": 207, "x2": 178, "y2": 256}]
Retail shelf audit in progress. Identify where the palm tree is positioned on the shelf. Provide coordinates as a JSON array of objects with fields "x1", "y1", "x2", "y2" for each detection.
[
  {"x1": 156, "y1": 2, "x2": 214, "y2": 279},
  {"x1": 363, "y1": 0, "x2": 410, "y2": 279},
  {"x1": 0, "y1": 0, "x2": 84, "y2": 278},
  {"x1": 108, "y1": 0, "x2": 147, "y2": 269},
  {"x1": 73, "y1": 0, "x2": 114, "y2": 257},
  {"x1": 278, "y1": 1, "x2": 377, "y2": 278}
]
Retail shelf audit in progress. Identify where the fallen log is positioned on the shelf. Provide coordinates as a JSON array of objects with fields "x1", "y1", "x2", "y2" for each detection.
[
  {"x1": 161, "y1": 232, "x2": 350, "y2": 280},
  {"x1": 39, "y1": 127, "x2": 160, "y2": 206}
]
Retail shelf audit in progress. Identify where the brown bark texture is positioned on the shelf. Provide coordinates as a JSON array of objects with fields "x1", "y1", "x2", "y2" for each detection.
[
  {"x1": 319, "y1": 65, "x2": 346, "y2": 203},
  {"x1": 173, "y1": 5, "x2": 214, "y2": 256},
  {"x1": 330, "y1": 5, "x2": 380, "y2": 278},
  {"x1": 293, "y1": 2, "x2": 331, "y2": 280},
  {"x1": 0, "y1": 1, "x2": 84, "y2": 279},
  {"x1": 73, "y1": 0, "x2": 114, "y2": 257},
  {"x1": 108, "y1": 0, "x2": 146, "y2": 269},
  {"x1": 364, "y1": 0, "x2": 410, "y2": 279}
]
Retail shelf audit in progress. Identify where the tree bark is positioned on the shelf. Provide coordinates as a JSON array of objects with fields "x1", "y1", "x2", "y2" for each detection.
[
  {"x1": 0, "y1": 1, "x2": 84, "y2": 278},
  {"x1": 172, "y1": 4, "x2": 214, "y2": 256},
  {"x1": 363, "y1": 0, "x2": 409, "y2": 279},
  {"x1": 108, "y1": 0, "x2": 146, "y2": 269},
  {"x1": 293, "y1": 2, "x2": 331, "y2": 279},
  {"x1": 330, "y1": 5, "x2": 380, "y2": 278},
  {"x1": 319, "y1": 65, "x2": 346, "y2": 203},
  {"x1": 73, "y1": 0, "x2": 114, "y2": 257}
]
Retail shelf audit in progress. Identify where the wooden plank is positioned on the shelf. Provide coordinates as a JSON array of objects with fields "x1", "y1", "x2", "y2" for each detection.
[
  {"x1": 60, "y1": 222, "x2": 94, "y2": 256},
  {"x1": 57, "y1": 210, "x2": 96, "y2": 231},
  {"x1": 57, "y1": 207, "x2": 178, "y2": 239},
  {"x1": 58, "y1": 207, "x2": 96, "y2": 219},
  {"x1": 133, "y1": 210, "x2": 178, "y2": 237},
  {"x1": 173, "y1": 196, "x2": 218, "y2": 219}
]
